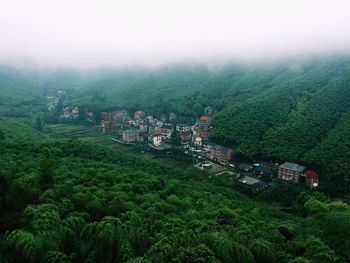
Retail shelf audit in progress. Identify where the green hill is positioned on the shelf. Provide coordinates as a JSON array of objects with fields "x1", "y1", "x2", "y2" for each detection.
[
  {"x1": 1, "y1": 58, "x2": 350, "y2": 262},
  {"x1": 62, "y1": 57, "x2": 350, "y2": 193},
  {"x1": 1, "y1": 139, "x2": 349, "y2": 262}
]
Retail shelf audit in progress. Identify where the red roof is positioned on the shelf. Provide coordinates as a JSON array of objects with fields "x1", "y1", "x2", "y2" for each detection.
[
  {"x1": 305, "y1": 170, "x2": 318, "y2": 179},
  {"x1": 199, "y1": 116, "x2": 209, "y2": 121},
  {"x1": 197, "y1": 130, "x2": 209, "y2": 135},
  {"x1": 151, "y1": 131, "x2": 161, "y2": 137},
  {"x1": 101, "y1": 112, "x2": 109, "y2": 115}
]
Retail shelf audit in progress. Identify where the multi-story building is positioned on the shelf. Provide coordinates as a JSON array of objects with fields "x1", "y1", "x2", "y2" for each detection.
[
  {"x1": 176, "y1": 124, "x2": 191, "y2": 132},
  {"x1": 194, "y1": 136, "x2": 202, "y2": 148},
  {"x1": 198, "y1": 116, "x2": 211, "y2": 130},
  {"x1": 101, "y1": 120, "x2": 113, "y2": 133},
  {"x1": 278, "y1": 162, "x2": 305, "y2": 183},
  {"x1": 160, "y1": 123, "x2": 173, "y2": 140},
  {"x1": 148, "y1": 124, "x2": 160, "y2": 133},
  {"x1": 208, "y1": 143, "x2": 233, "y2": 164},
  {"x1": 122, "y1": 128, "x2": 141, "y2": 143},
  {"x1": 134, "y1": 111, "x2": 145, "y2": 120},
  {"x1": 63, "y1": 106, "x2": 80, "y2": 119},
  {"x1": 148, "y1": 131, "x2": 162, "y2": 147}
]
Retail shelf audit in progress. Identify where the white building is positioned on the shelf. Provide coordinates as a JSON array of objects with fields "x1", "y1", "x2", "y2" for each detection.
[
  {"x1": 149, "y1": 131, "x2": 162, "y2": 147},
  {"x1": 176, "y1": 124, "x2": 191, "y2": 132}
]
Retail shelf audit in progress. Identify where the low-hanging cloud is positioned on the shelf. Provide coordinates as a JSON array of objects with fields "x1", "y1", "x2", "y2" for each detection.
[{"x1": 0, "y1": 0, "x2": 350, "y2": 68}]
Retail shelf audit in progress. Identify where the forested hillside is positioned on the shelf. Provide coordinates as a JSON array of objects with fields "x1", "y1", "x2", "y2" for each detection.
[
  {"x1": 63, "y1": 57, "x2": 350, "y2": 193},
  {"x1": 1, "y1": 58, "x2": 350, "y2": 262},
  {"x1": 1, "y1": 58, "x2": 350, "y2": 194},
  {"x1": 0, "y1": 66, "x2": 42, "y2": 104},
  {"x1": 1, "y1": 137, "x2": 350, "y2": 262}
]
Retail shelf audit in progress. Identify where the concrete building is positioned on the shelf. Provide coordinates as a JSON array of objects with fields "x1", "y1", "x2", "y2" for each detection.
[
  {"x1": 63, "y1": 106, "x2": 80, "y2": 119},
  {"x1": 101, "y1": 121, "x2": 113, "y2": 133},
  {"x1": 198, "y1": 116, "x2": 211, "y2": 130},
  {"x1": 278, "y1": 162, "x2": 305, "y2": 183},
  {"x1": 160, "y1": 123, "x2": 173, "y2": 140},
  {"x1": 176, "y1": 124, "x2": 191, "y2": 132},
  {"x1": 208, "y1": 143, "x2": 233, "y2": 164},
  {"x1": 122, "y1": 128, "x2": 141, "y2": 143},
  {"x1": 149, "y1": 131, "x2": 162, "y2": 147}
]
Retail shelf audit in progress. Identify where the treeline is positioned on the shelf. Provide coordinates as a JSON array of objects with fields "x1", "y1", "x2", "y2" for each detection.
[{"x1": 1, "y1": 139, "x2": 350, "y2": 262}]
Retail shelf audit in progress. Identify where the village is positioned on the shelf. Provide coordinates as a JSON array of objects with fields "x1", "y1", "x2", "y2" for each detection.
[{"x1": 56, "y1": 97, "x2": 320, "y2": 193}]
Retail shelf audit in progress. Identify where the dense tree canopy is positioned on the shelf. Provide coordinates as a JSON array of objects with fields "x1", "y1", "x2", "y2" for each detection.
[{"x1": 0, "y1": 138, "x2": 349, "y2": 262}]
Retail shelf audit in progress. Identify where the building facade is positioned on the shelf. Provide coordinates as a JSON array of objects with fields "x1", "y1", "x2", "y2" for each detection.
[
  {"x1": 278, "y1": 162, "x2": 305, "y2": 183},
  {"x1": 176, "y1": 124, "x2": 191, "y2": 132}
]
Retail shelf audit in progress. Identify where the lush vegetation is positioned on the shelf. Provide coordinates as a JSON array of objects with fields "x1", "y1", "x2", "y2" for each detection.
[
  {"x1": 1, "y1": 137, "x2": 350, "y2": 262},
  {"x1": 1, "y1": 57, "x2": 350, "y2": 261}
]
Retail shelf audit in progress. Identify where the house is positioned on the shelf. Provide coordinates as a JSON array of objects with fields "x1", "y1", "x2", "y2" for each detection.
[
  {"x1": 237, "y1": 176, "x2": 268, "y2": 193},
  {"x1": 134, "y1": 111, "x2": 145, "y2": 120},
  {"x1": 204, "y1": 106, "x2": 214, "y2": 115},
  {"x1": 101, "y1": 121, "x2": 113, "y2": 133},
  {"x1": 196, "y1": 129, "x2": 209, "y2": 140},
  {"x1": 100, "y1": 112, "x2": 110, "y2": 120},
  {"x1": 198, "y1": 116, "x2": 211, "y2": 130},
  {"x1": 305, "y1": 170, "x2": 319, "y2": 188},
  {"x1": 114, "y1": 110, "x2": 129, "y2": 122},
  {"x1": 63, "y1": 106, "x2": 79, "y2": 119},
  {"x1": 194, "y1": 137, "x2": 202, "y2": 148},
  {"x1": 208, "y1": 143, "x2": 233, "y2": 164},
  {"x1": 149, "y1": 131, "x2": 162, "y2": 147},
  {"x1": 160, "y1": 123, "x2": 173, "y2": 140},
  {"x1": 176, "y1": 124, "x2": 191, "y2": 132},
  {"x1": 278, "y1": 162, "x2": 305, "y2": 183},
  {"x1": 122, "y1": 128, "x2": 141, "y2": 143}
]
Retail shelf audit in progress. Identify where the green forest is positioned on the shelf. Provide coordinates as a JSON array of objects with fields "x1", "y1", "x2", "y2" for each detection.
[
  {"x1": 1, "y1": 57, "x2": 350, "y2": 262},
  {"x1": 1, "y1": 138, "x2": 350, "y2": 262}
]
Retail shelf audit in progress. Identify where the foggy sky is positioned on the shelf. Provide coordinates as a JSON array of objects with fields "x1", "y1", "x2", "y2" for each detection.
[{"x1": 1, "y1": 0, "x2": 350, "y2": 68}]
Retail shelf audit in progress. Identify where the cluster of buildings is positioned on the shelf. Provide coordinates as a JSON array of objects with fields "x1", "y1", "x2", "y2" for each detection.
[
  {"x1": 46, "y1": 90, "x2": 66, "y2": 111},
  {"x1": 237, "y1": 161, "x2": 319, "y2": 192},
  {"x1": 91, "y1": 105, "x2": 320, "y2": 191},
  {"x1": 277, "y1": 162, "x2": 319, "y2": 188},
  {"x1": 98, "y1": 106, "x2": 230, "y2": 153},
  {"x1": 100, "y1": 110, "x2": 182, "y2": 148},
  {"x1": 62, "y1": 106, "x2": 80, "y2": 120}
]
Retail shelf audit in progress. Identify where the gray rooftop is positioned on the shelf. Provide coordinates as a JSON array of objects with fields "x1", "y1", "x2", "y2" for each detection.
[
  {"x1": 239, "y1": 176, "x2": 261, "y2": 185},
  {"x1": 279, "y1": 162, "x2": 305, "y2": 172}
]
